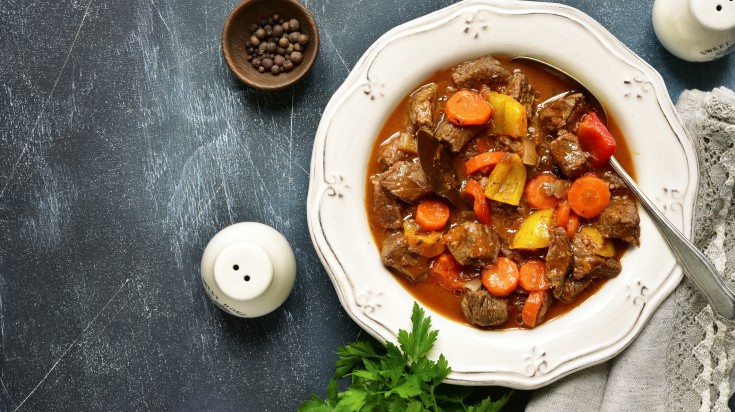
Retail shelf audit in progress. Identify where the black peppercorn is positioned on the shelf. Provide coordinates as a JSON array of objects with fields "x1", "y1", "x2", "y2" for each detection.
[
  {"x1": 289, "y1": 19, "x2": 300, "y2": 31},
  {"x1": 290, "y1": 51, "x2": 303, "y2": 64},
  {"x1": 245, "y1": 14, "x2": 310, "y2": 77}
]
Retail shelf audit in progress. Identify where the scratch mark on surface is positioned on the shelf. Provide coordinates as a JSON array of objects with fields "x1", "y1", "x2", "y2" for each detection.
[
  {"x1": 150, "y1": 0, "x2": 172, "y2": 34},
  {"x1": 0, "y1": 376, "x2": 15, "y2": 409},
  {"x1": 0, "y1": 273, "x2": 6, "y2": 361},
  {"x1": 162, "y1": 46, "x2": 215, "y2": 72},
  {"x1": 323, "y1": 30, "x2": 350, "y2": 73},
  {"x1": 289, "y1": 88, "x2": 294, "y2": 154},
  {"x1": 0, "y1": 0, "x2": 95, "y2": 202},
  {"x1": 13, "y1": 278, "x2": 131, "y2": 411}
]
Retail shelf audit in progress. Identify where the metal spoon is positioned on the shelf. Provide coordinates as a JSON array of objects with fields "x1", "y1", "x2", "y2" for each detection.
[{"x1": 512, "y1": 56, "x2": 735, "y2": 319}]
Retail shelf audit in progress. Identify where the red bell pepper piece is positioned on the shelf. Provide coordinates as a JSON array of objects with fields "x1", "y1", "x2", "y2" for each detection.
[
  {"x1": 463, "y1": 178, "x2": 492, "y2": 225},
  {"x1": 577, "y1": 112, "x2": 616, "y2": 168}
]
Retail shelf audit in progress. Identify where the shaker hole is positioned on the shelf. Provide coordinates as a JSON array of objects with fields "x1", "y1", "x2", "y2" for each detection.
[
  {"x1": 244, "y1": 275, "x2": 251, "y2": 282},
  {"x1": 716, "y1": 4, "x2": 722, "y2": 10},
  {"x1": 233, "y1": 264, "x2": 240, "y2": 271}
]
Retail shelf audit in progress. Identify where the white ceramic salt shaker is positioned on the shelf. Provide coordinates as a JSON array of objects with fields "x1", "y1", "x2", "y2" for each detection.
[
  {"x1": 200, "y1": 222, "x2": 296, "y2": 318},
  {"x1": 653, "y1": 0, "x2": 735, "y2": 62}
]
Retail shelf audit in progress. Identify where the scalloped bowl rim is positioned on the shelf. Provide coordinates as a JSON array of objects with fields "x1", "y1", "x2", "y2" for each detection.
[{"x1": 307, "y1": 0, "x2": 697, "y2": 389}]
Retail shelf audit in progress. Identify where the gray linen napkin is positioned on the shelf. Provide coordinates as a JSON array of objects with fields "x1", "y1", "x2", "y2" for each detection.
[{"x1": 526, "y1": 87, "x2": 735, "y2": 412}]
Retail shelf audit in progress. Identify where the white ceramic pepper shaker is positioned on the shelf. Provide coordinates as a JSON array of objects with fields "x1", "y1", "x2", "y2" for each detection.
[
  {"x1": 200, "y1": 222, "x2": 296, "y2": 318},
  {"x1": 653, "y1": 0, "x2": 735, "y2": 62}
]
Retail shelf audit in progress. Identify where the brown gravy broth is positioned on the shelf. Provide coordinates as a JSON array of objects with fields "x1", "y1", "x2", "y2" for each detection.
[{"x1": 366, "y1": 56, "x2": 636, "y2": 329}]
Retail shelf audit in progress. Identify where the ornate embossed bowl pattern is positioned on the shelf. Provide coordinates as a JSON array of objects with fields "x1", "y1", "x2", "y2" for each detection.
[{"x1": 307, "y1": 0, "x2": 697, "y2": 388}]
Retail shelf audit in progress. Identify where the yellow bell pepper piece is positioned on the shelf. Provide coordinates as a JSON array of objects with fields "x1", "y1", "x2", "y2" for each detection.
[
  {"x1": 403, "y1": 220, "x2": 445, "y2": 257},
  {"x1": 580, "y1": 227, "x2": 616, "y2": 257},
  {"x1": 484, "y1": 153, "x2": 527, "y2": 206},
  {"x1": 485, "y1": 92, "x2": 527, "y2": 138},
  {"x1": 511, "y1": 209, "x2": 555, "y2": 250}
]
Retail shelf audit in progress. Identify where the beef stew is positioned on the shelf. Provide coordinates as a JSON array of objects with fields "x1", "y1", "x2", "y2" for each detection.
[{"x1": 367, "y1": 55, "x2": 640, "y2": 329}]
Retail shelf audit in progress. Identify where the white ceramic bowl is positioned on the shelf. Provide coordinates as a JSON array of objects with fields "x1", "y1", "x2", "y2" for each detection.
[{"x1": 307, "y1": 0, "x2": 697, "y2": 388}]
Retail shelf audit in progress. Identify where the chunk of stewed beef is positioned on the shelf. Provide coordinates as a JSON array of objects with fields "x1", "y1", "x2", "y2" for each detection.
[
  {"x1": 371, "y1": 176, "x2": 404, "y2": 230},
  {"x1": 596, "y1": 196, "x2": 640, "y2": 245},
  {"x1": 380, "y1": 232, "x2": 428, "y2": 282},
  {"x1": 443, "y1": 221, "x2": 499, "y2": 266},
  {"x1": 379, "y1": 160, "x2": 432, "y2": 203},
  {"x1": 377, "y1": 133, "x2": 414, "y2": 170},
  {"x1": 546, "y1": 227, "x2": 572, "y2": 289},
  {"x1": 408, "y1": 84, "x2": 437, "y2": 132},
  {"x1": 504, "y1": 72, "x2": 535, "y2": 118},
  {"x1": 461, "y1": 288, "x2": 509, "y2": 327},
  {"x1": 538, "y1": 93, "x2": 587, "y2": 134},
  {"x1": 498, "y1": 135, "x2": 524, "y2": 156},
  {"x1": 451, "y1": 55, "x2": 512, "y2": 89},
  {"x1": 554, "y1": 278, "x2": 592, "y2": 304},
  {"x1": 549, "y1": 131, "x2": 589, "y2": 178},
  {"x1": 434, "y1": 118, "x2": 483, "y2": 152},
  {"x1": 599, "y1": 170, "x2": 627, "y2": 195},
  {"x1": 571, "y1": 230, "x2": 622, "y2": 279}
]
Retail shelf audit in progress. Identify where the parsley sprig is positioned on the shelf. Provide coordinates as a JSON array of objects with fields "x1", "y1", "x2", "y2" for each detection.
[{"x1": 300, "y1": 302, "x2": 512, "y2": 412}]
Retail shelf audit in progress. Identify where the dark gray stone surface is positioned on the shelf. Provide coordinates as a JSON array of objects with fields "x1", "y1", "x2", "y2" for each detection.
[{"x1": 0, "y1": 0, "x2": 732, "y2": 411}]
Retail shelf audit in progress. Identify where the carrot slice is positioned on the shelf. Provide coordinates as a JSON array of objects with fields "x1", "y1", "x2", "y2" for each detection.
[
  {"x1": 415, "y1": 199, "x2": 451, "y2": 231},
  {"x1": 519, "y1": 259, "x2": 550, "y2": 292},
  {"x1": 463, "y1": 178, "x2": 492, "y2": 225},
  {"x1": 465, "y1": 151, "x2": 506, "y2": 175},
  {"x1": 522, "y1": 290, "x2": 551, "y2": 328},
  {"x1": 481, "y1": 257, "x2": 520, "y2": 297},
  {"x1": 566, "y1": 212, "x2": 580, "y2": 238},
  {"x1": 430, "y1": 252, "x2": 464, "y2": 290},
  {"x1": 445, "y1": 90, "x2": 493, "y2": 126},
  {"x1": 567, "y1": 175, "x2": 611, "y2": 219},
  {"x1": 555, "y1": 200, "x2": 571, "y2": 228},
  {"x1": 524, "y1": 174, "x2": 560, "y2": 210}
]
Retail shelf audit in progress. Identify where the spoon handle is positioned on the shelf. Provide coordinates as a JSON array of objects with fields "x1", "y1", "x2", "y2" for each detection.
[{"x1": 609, "y1": 156, "x2": 735, "y2": 319}]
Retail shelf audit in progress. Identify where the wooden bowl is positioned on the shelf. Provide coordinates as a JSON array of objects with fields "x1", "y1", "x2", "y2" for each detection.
[{"x1": 222, "y1": 0, "x2": 319, "y2": 90}]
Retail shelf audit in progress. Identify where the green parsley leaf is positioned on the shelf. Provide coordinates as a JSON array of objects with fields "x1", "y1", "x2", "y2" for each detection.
[
  {"x1": 300, "y1": 302, "x2": 512, "y2": 412},
  {"x1": 334, "y1": 340, "x2": 379, "y2": 379},
  {"x1": 398, "y1": 303, "x2": 439, "y2": 361},
  {"x1": 327, "y1": 379, "x2": 339, "y2": 406},
  {"x1": 297, "y1": 394, "x2": 332, "y2": 412},
  {"x1": 336, "y1": 387, "x2": 368, "y2": 411}
]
